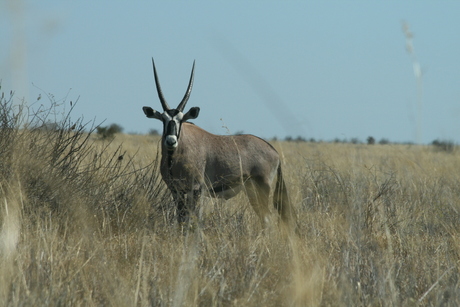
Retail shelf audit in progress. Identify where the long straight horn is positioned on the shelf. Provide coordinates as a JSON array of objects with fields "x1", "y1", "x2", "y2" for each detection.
[
  {"x1": 152, "y1": 58, "x2": 170, "y2": 111},
  {"x1": 176, "y1": 60, "x2": 195, "y2": 112}
]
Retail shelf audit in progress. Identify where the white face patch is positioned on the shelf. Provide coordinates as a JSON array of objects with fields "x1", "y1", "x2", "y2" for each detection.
[{"x1": 174, "y1": 113, "x2": 184, "y2": 121}]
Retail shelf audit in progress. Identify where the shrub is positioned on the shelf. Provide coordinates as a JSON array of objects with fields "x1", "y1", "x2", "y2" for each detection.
[
  {"x1": 350, "y1": 137, "x2": 361, "y2": 144},
  {"x1": 148, "y1": 128, "x2": 160, "y2": 136},
  {"x1": 96, "y1": 123, "x2": 124, "y2": 139},
  {"x1": 432, "y1": 139, "x2": 455, "y2": 153},
  {"x1": 0, "y1": 88, "x2": 164, "y2": 231}
]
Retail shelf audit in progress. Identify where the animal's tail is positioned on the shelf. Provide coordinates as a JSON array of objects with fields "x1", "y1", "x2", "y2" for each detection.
[{"x1": 274, "y1": 163, "x2": 293, "y2": 224}]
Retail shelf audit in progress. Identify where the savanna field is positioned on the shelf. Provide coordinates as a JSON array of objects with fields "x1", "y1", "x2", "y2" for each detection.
[{"x1": 1, "y1": 93, "x2": 460, "y2": 306}]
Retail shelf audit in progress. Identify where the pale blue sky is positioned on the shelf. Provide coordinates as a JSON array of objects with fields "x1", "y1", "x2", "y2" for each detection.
[{"x1": 1, "y1": 1, "x2": 459, "y2": 143}]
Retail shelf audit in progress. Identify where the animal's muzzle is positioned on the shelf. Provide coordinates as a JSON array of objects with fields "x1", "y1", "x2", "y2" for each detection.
[{"x1": 165, "y1": 135, "x2": 178, "y2": 149}]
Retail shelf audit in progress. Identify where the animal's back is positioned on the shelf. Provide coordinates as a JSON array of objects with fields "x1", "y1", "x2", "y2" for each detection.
[{"x1": 180, "y1": 123, "x2": 280, "y2": 186}]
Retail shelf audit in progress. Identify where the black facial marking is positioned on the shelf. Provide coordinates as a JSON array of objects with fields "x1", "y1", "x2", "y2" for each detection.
[
  {"x1": 166, "y1": 109, "x2": 180, "y2": 117},
  {"x1": 166, "y1": 120, "x2": 177, "y2": 136}
]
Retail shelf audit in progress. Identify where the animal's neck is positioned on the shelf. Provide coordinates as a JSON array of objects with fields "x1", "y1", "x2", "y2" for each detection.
[
  {"x1": 166, "y1": 150, "x2": 173, "y2": 168},
  {"x1": 162, "y1": 139, "x2": 186, "y2": 175},
  {"x1": 161, "y1": 123, "x2": 195, "y2": 171}
]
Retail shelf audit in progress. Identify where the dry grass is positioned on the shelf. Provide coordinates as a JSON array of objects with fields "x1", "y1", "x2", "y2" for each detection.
[{"x1": 1, "y1": 96, "x2": 460, "y2": 306}]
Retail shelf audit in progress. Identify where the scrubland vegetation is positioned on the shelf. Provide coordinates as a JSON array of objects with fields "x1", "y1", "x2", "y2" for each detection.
[{"x1": 1, "y1": 89, "x2": 460, "y2": 306}]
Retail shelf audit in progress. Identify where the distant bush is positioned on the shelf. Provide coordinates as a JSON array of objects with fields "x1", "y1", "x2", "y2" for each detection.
[
  {"x1": 272, "y1": 136, "x2": 317, "y2": 143},
  {"x1": 379, "y1": 138, "x2": 390, "y2": 145},
  {"x1": 294, "y1": 136, "x2": 307, "y2": 142},
  {"x1": 367, "y1": 136, "x2": 375, "y2": 145},
  {"x1": 97, "y1": 123, "x2": 124, "y2": 139},
  {"x1": 350, "y1": 138, "x2": 361, "y2": 144},
  {"x1": 432, "y1": 139, "x2": 455, "y2": 153},
  {"x1": 149, "y1": 128, "x2": 160, "y2": 136}
]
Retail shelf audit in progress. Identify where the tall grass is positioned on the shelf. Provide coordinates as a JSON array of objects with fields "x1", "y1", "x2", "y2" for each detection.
[{"x1": 1, "y1": 88, "x2": 460, "y2": 305}]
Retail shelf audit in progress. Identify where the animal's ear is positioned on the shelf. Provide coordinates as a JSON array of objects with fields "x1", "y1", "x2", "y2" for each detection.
[
  {"x1": 143, "y1": 106, "x2": 162, "y2": 120},
  {"x1": 183, "y1": 107, "x2": 200, "y2": 121}
]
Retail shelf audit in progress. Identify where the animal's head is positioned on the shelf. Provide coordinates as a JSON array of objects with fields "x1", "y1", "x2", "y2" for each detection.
[{"x1": 143, "y1": 59, "x2": 200, "y2": 151}]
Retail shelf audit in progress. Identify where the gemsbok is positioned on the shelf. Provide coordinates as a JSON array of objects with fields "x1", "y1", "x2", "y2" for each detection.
[{"x1": 143, "y1": 59, "x2": 292, "y2": 228}]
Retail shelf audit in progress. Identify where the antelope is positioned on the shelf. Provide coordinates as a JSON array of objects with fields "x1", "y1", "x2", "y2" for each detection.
[{"x1": 142, "y1": 59, "x2": 292, "y2": 227}]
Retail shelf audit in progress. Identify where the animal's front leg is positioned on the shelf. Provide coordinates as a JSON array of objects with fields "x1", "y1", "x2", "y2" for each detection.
[
  {"x1": 171, "y1": 189, "x2": 188, "y2": 224},
  {"x1": 172, "y1": 189, "x2": 201, "y2": 225},
  {"x1": 192, "y1": 188, "x2": 201, "y2": 205},
  {"x1": 181, "y1": 188, "x2": 201, "y2": 223}
]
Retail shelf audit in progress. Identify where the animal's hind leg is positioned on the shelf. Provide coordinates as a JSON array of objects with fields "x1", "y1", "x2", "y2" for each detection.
[
  {"x1": 244, "y1": 178, "x2": 271, "y2": 227},
  {"x1": 274, "y1": 180, "x2": 292, "y2": 224}
]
